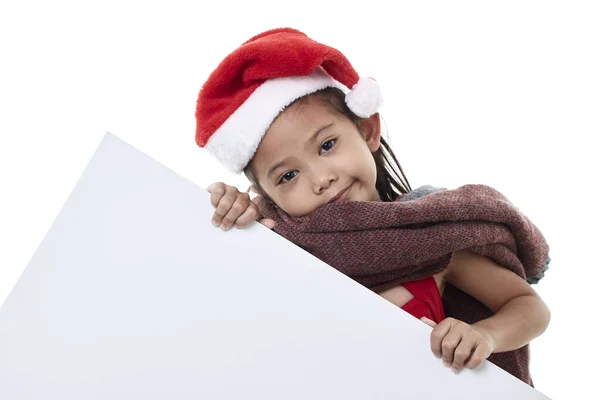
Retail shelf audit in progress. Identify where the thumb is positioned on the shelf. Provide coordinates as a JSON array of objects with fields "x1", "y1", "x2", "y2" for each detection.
[
  {"x1": 420, "y1": 317, "x2": 437, "y2": 328},
  {"x1": 259, "y1": 218, "x2": 276, "y2": 230}
]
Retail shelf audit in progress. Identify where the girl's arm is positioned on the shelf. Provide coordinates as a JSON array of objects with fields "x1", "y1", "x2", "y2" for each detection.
[{"x1": 431, "y1": 250, "x2": 551, "y2": 373}]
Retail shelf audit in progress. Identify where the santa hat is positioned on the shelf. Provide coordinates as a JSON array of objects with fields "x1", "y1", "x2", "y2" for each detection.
[{"x1": 195, "y1": 28, "x2": 383, "y2": 173}]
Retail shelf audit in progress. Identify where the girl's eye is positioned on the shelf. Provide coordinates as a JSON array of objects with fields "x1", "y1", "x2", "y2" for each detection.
[
  {"x1": 320, "y1": 139, "x2": 336, "y2": 154},
  {"x1": 279, "y1": 170, "x2": 298, "y2": 184}
]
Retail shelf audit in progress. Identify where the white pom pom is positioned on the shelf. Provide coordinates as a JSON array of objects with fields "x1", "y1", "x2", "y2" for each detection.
[{"x1": 345, "y1": 77, "x2": 383, "y2": 118}]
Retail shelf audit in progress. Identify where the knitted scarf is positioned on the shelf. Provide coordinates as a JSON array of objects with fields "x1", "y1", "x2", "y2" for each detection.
[{"x1": 257, "y1": 184, "x2": 550, "y2": 385}]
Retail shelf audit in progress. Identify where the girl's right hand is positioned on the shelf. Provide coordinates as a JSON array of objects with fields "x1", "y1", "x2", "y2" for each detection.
[{"x1": 206, "y1": 182, "x2": 275, "y2": 230}]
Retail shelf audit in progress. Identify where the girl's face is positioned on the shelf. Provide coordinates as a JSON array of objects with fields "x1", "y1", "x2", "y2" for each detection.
[{"x1": 249, "y1": 96, "x2": 382, "y2": 217}]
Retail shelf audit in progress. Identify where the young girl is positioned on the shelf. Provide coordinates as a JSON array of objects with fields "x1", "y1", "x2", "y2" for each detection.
[{"x1": 195, "y1": 28, "x2": 550, "y2": 385}]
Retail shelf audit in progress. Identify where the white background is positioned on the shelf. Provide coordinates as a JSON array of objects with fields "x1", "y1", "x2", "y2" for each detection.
[{"x1": 0, "y1": 1, "x2": 598, "y2": 398}]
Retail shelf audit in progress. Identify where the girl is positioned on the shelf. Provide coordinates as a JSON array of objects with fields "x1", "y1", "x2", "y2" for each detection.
[{"x1": 195, "y1": 28, "x2": 550, "y2": 385}]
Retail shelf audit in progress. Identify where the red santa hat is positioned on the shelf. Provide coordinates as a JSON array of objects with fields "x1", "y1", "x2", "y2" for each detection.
[{"x1": 195, "y1": 28, "x2": 383, "y2": 173}]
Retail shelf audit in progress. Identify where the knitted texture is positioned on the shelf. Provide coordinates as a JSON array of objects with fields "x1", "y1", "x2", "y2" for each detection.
[{"x1": 257, "y1": 184, "x2": 550, "y2": 384}]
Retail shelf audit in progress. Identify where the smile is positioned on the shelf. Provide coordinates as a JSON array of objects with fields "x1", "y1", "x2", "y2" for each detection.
[{"x1": 328, "y1": 184, "x2": 353, "y2": 204}]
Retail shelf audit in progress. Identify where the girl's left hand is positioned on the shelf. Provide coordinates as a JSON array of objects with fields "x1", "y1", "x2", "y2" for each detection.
[{"x1": 421, "y1": 317, "x2": 494, "y2": 373}]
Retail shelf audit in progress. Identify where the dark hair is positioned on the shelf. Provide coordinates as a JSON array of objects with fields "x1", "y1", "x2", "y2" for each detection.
[{"x1": 245, "y1": 87, "x2": 412, "y2": 201}]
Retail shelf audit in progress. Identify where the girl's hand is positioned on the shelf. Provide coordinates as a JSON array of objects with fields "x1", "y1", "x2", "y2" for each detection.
[
  {"x1": 207, "y1": 182, "x2": 275, "y2": 230},
  {"x1": 421, "y1": 317, "x2": 494, "y2": 373}
]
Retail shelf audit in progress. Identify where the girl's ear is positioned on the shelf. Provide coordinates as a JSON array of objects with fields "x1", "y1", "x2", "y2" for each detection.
[{"x1": 358, "y1": 113, "x2": 382, "y2": 152}]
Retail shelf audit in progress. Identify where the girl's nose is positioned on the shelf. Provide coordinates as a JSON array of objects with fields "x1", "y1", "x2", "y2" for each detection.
[{"x1": 312, "y1": 168, "x2": 337, "y2": 194}]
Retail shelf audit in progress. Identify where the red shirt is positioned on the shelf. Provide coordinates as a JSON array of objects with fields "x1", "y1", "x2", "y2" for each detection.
[{"x1": 400, "y1": 276, "x2": 445, "y2": 323}]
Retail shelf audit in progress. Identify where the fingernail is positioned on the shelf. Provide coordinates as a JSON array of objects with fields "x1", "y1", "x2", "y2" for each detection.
[
  {"x1": 220, "y1": 224, "x2": 230, "y2": 231},
  {"x1": 451, "y1": 367, "x2": 460, "y2": 374},
  {"x1": 212, "y1": 219, "x2": 219, "y2": 227},
  {"x1": 443, "y1": 360, "x2": 451, "y2": 368}
]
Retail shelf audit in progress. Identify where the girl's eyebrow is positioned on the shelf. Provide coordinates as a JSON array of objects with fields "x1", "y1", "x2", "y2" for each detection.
[
  {"x1": 266, "y1": 123, "x2": 334, "y2": 179},
  {"x1": 267, "y1": 158, "x2": 289, "y2": 180},
  {"x1": 307, "y1": 122, "x2": 334, "y2": 145}
]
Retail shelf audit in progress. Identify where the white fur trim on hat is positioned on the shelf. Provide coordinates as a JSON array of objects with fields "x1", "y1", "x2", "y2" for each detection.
[
  {"x1": 205, "y1": 68, "x2": 345, "y2": 173},
  {"x1": 345, "y1": 77, "x2": 383, "y2": 118}
]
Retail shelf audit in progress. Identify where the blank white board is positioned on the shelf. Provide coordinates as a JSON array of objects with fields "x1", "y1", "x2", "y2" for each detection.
[{"x1": 0, "y1": 133, "x2": 549, "y2": 399}]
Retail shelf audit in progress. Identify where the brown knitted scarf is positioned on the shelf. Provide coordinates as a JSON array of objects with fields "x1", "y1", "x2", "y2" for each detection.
[{"x1": 257, "y1": 184, "x2": 550, "y2": 385}]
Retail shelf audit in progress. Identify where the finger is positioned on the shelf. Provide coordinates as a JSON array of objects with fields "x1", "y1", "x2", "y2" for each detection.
[
  {"x1": 251, "y1": 191, "x2": 270, "y2": 205},
  {"x1": 233, "y1": 204, "x2": 260, "y2": 228},
  {"x1": 212, "y1": 187, "x2": 243, "y2": 226},
  {"x1": 247, "y1": 184, "x2": 260, "y2": 194},
  {"x1": 450, "y1": 337, "x2": 477, "y2": 373},
  {"x1": 430, "y1": 319, "x2": 453, "y2": 358},
  {"x1": 259, "y1": 218, "x2": 276, "y2": 230},
  {"x1": 208, "y1": 182, "x2": 226, "y2": 207},
  {"x1": 440, "y1": 328, "x2": 464, "y2": 368},
  {"x1": 221, "y1": 195, "x2": 251, "y2": 230},
  {"x1": 420, "y1": 317, "x2": 437, "y2": 328},
  {"x1": 465, "y1": 344, "x2": 490, "y2": 370}
]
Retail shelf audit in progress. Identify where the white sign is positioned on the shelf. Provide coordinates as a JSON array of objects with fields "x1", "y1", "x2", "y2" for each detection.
[{"x1": 0, "y1": 133, "x2": 549, "y2": 399}]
